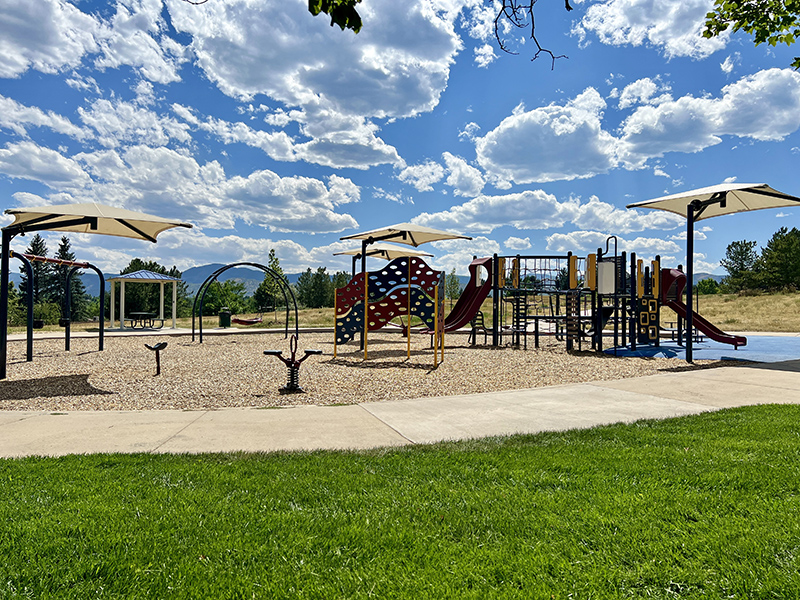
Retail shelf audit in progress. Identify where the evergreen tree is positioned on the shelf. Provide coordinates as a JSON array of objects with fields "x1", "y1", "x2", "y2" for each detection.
[
  {"x1": 312, "y1": 267, "x2": 335, "y2": 308},
  {"x1": 759, "y1": 227, "x2": 800, "y2": 291},
  {"x1": 295, "y1": 267, "x2": 334, "y2": 308},
  {"x1": 331, "y1": 270, "x2": 350, "y2": 290},
  {"x1": 720, "y1": 239, "x2": 759, "y2": 292},
  {"x1": 18, "y1": 233, "x2": 55, "y2": 306},
  {"x1": 295, "y1": 268, "x2": 314, "y2": 308},
  {"x1": 253, "y1": 249, "x2": 286, "y2": 311},
  {"x1": 53, "y1": 236, "x2": 89, "y2": 321}
]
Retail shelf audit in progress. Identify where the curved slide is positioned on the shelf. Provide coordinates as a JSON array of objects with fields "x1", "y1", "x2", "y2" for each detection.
[
  {"x1": 420, "y1": 256, "x2": 493, "y2": 334},
  {"x1": 660, "y1": 269, "x2": 746, "y2": 348}
]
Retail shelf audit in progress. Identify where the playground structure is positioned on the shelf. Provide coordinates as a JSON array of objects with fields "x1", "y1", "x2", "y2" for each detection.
[
  {"x1": 192, "y1": 262, "x2": 299, "y2": 343},
  {"x1": 483, "y1": 240, "x2": 745, "y2": 353},
  {"x1": 7, "y1": 250, "x2": 105, "y2": 359},
  {"x1": 339, "y1": 234, "x2": 744, "y2": 357},
  {"x1": 334, "y1": 255, "x2": 445, "y2": 366}
]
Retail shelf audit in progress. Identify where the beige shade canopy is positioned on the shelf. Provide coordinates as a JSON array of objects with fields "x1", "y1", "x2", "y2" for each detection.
[
  {"x1": 627, "y1": 181, "x2": 800, "y2": 363},
  {"x1": 626, "y1": 183, "x2": 800, "y2": 221},
  {"x1": 4, "y1": 202, "x2": 193, "y2": 243},
  {"x1": 340, "y1": 222, "x2": 471, "y2": 247},
  {"x1": 333, "y1": 242, "x2": 434, "y2": 261}
]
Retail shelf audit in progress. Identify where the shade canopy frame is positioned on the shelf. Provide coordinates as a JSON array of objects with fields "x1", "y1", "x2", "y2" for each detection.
[
  {"x1": 627, "y1": 183, "x2": 800, "y2": 362},
  {"x1": 1, "y1": 202, "x2": 193, "y2": 379}
]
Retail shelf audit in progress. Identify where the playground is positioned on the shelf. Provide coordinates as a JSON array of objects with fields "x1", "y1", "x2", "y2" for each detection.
[
  {"x1": 0, "y1": 330, "x2": 730, "y2": 412},
  {"x1": 3, "y1": 187, "x2": 800, "y2": 409}
]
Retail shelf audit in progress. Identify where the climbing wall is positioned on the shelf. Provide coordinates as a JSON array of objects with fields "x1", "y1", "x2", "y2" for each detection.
[{"x1": 335, "y1": 257, "x2": 443, "y2": 346}]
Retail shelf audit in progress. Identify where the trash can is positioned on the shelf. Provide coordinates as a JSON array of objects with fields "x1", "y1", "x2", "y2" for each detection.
[{"x1": 219, "y1": 307, "x2": 231, "y2": 328}]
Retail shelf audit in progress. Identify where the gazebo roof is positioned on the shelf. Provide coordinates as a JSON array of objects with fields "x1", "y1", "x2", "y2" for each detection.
[{"x1": 108, "y1": 270, "x2": 181, "y2": 283}]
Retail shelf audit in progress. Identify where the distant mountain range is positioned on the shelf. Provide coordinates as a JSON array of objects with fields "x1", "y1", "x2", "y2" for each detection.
[{"x1": 8, "y1": 265, "x2": 725, "y2": 299}]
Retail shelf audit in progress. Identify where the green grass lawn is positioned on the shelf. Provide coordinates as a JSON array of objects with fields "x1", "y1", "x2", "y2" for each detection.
[{"x1": 3, "y1": 405, "x2": 800, "y2": 598}]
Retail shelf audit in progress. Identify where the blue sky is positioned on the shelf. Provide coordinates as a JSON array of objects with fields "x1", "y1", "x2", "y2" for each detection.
[{"x1": 1, "y1": 0, "x2": 800, "y2": 277}]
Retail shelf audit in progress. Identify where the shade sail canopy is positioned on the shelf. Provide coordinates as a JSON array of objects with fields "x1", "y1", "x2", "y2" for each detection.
[
  {"x1": 333, "y1": 242, "x2": 433, "y2": 261},
  {"x1": 340, "y1": 222, "x2": 471, "y2": 247},
  {"x1": 3, "y1": 202, "x2": 192, "y2": 243},
  {"x1": 626, "y1": 183, "x2": 800, "y2": 221}
]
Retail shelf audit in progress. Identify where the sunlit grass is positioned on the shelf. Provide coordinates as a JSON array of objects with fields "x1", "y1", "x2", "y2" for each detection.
[
  {"x1": 664, "y1": 291, "x2": 800, "y2": 332},
  {"x1": 3, "y1": 405, "x2": 800, "y2": 597},
  {"x1": 11, "y1": 291, "x2": 800, "y2": 335}
]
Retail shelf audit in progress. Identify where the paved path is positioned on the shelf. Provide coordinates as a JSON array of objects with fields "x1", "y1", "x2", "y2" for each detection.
[{"x1": 2, "y1": 359, "x2": 799, "y2": 458}]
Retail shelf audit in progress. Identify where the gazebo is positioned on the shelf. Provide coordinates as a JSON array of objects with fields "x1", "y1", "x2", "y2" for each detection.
[{"x1": 108, "y1": 270, "x2": 182, "y2": 329}]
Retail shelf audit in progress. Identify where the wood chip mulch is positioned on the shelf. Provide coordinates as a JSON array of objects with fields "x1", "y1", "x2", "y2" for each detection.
[{"x1": 0, "y1": 332, "x2": 727, "y2": 411}]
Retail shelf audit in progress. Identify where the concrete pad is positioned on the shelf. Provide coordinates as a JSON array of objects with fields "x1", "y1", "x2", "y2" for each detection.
[
  {"x1": 155, "y1": 405, "x2": 409, "y2": 454},
  {"x1": 361, "y1": 386, "x2": 713, "y2": 444},
  {"x1": 0, "y1": 412, "x2": 38, "y2": 425},
  {"x1": 0, "y1": 410, "x2": 204, "y2": 458},
  {"x1": 593, "y1": 368, "x2": 800, "y2": 408}
]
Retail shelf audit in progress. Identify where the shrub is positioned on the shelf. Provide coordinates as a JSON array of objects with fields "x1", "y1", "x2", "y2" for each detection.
[{"x1": 33, "y1": 302, "x2": 62, "y2": 325}]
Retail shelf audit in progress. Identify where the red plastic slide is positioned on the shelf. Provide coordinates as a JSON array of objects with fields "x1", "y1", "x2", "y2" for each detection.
[
  {"x1": 426, "y1": 256, "x2": 493, "y2": 334},
  {"x1": 660, "y1": 269, "x2": 746, "y2": 348}
]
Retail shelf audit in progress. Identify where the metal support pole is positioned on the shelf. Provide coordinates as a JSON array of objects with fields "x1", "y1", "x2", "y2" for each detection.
[
  {"x1": 629, "y1": 252, "x2": 637, "y2": 351},
  {"x1": 686, "y1": 201, "x2": 696, "y2": 363},
  {"x1": 1, "y1": 229, "x2": 12, "y2": 380}
]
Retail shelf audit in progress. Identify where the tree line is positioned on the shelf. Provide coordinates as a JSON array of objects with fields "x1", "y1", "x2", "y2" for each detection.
[
  {"x1": 704, "y1": 226, "x2": 800, "y2": 295},
  {"x1": 7, "y1": 236, "x2": 466, "y2": 324}
]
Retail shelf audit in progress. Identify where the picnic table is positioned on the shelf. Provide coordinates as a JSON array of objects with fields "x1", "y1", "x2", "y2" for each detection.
[{"x1": 127, "y1": 312, "x2": 163, "y2": 329}]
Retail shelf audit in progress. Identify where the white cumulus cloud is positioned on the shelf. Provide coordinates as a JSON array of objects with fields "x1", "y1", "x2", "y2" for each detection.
[
  {"x1": 573, "y1": 0, "x2": 727, "y2": 59},
  {"x1": 476, "y1": 89, "x2": 618, "y2": 185}
]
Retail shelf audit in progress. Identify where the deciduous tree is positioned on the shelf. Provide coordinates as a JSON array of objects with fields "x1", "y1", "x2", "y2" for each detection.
[
  {"x1": 445, "y1": 268, "x2": 462, "y2": 308},
  {"x1": 295, "y1": 267, "x2": 334, "y2": 308},
  {"x1": 704, "y1": 0, "x2": 800, "y2": 68}
]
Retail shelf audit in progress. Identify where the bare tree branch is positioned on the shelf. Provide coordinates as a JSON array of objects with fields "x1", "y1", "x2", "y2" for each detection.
[{"x1": 494, "y1": 0, "x2": 572, "y2": 69}]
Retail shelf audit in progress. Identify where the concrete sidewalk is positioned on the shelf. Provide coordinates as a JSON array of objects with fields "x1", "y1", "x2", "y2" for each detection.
[{"x1": 3, "y1": 359, "x2": 799, "y2": 458}]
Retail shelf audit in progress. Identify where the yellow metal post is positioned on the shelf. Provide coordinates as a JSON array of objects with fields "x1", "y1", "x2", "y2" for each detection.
[
  {"x1": 363, "y1": 275, "x2": 369, "y2": 360},
  {"x1": 407, "y1": 260, "x2": 411, "y2": 359},
  {"x1": 651, "y1": 258, "x2": 660, "y2": 299},
  {"x1": 587, "y1": 253, "x2": 597, "y2": 291},
  {"x1": 569, "y1": 254, "x2": 578, "y2": 289},
  {"x1": 434, "y1": 284, "x2": 439, "y2": 368},
  {"x1": 636, "y1": 259, "x2": 644, "y2": 298}
]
